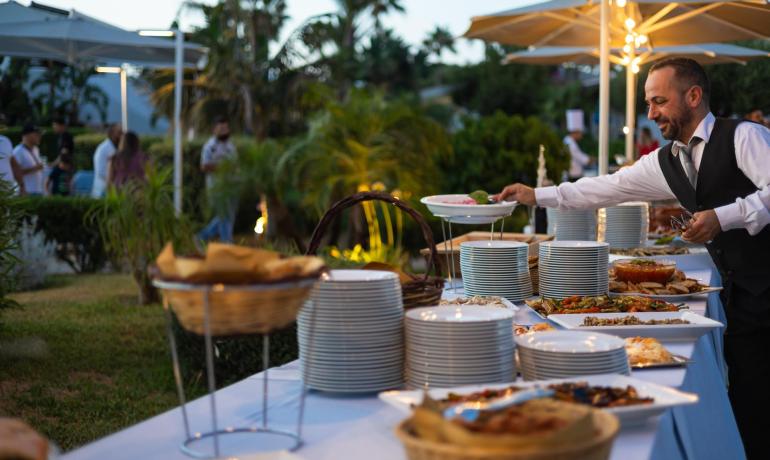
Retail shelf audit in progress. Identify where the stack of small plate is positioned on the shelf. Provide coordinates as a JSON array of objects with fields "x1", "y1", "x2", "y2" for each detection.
[
  {"x1": 516, "y1": 331, "x2": 630, "y2": 381},
  {"x1": 405, "y1": 305, "x2": 515, "y2": 388},
  {"x1": 298, "y1": 269, "x2": 404, "y2": 393},
  {"x1": 598, "y1": 202, "x2": 650, "y2": 249},
  {"x1": 547, "y1": 208, "x2": 597, "y2": 241},
  {"x1": 538, "y1": 241, "x2": 609, "y2": 299},
  {"x1": 459, "y1": 241, "x2": 532, "y2": 302}
]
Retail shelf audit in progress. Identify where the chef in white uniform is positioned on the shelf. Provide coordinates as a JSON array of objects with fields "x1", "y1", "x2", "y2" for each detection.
[{"x1": 563, "y1": 109, "x2": 592, "y2": 181}]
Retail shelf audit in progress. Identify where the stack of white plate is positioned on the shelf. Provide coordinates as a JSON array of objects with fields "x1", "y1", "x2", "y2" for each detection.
[
  {"x1": 516, "y1": 331, "x2": 630, "y2": 381},
  {"x1": 298, "y1": 269, "x2": 404, "y2": 393},
  {"x1": 538, "y1": 241, "x2": 609, "y2": 299},
  {"x1": 598, "y1": 202, "x2": 650, "y2": 249},
  {"x1": 547, "y1": 208, "x2": 597, "y2": 241},
  {"x1": 405, "y1": 305, "x2": 515, "y2": 388},
  {"x1": 459, "y1": 241, "x2": 532, "y2": 302}
]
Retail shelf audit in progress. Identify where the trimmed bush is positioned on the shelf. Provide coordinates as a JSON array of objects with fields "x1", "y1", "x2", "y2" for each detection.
[{"x1": 14, "y1": 196, "x2": 107, "y2": 273}]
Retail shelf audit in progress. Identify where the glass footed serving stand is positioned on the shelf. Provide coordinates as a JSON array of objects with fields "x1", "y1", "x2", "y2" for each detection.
[{"x1": 153, "y1": 277, "x2": 319, "y2": 459}]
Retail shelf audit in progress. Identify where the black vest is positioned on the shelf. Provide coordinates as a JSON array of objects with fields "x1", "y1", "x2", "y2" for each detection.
[{"x1": 658, "y1": 118, "x2": 770, "y2": 296}]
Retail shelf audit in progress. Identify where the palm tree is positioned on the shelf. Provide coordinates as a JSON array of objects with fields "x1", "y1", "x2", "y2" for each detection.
[
  {"x1": 62, "y1": 65, "x2": 108, "y2": 125},
  {"x1": 421, "y1": 26, "x2": 456, "y2": 60}
]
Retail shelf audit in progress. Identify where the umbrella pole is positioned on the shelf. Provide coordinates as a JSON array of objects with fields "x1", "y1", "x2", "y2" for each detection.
[
  {"x1": 120, "y1": 67, "x2": 128, "y2": 131},
  {"x1": 598, "y1": 0, "x2": 610, "y2": 176},
  {"x1": 625, "y1": 51, "x2": 636, "y2": 164},
  {"x1": 173, "y1": 29, "x2": 183, "y2": 216}
]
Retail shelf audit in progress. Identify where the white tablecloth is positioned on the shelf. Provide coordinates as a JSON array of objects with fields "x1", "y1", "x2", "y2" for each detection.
[{"x1": 63, "y1": 254, "x2": 744, "y2": 460}]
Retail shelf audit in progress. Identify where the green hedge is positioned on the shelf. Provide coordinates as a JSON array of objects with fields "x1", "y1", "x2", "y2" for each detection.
[
  {"x1": 0, "y1": 127, "x2": 92, "y2": 162},
  {"x1": 13, "y1": 196, "x2": 107, "y2": 273}
]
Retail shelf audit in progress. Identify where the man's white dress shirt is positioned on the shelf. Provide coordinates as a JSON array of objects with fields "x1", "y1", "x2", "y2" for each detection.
[
  {"x1": 538, "y1": 113, "x2": 770, "y2": 235},
  {"x1": 91, "y1": 138, "x2": 117, "y2": 198},
  {"x1": 12, "y1": 143, "x2": 44, "y2": 194}
]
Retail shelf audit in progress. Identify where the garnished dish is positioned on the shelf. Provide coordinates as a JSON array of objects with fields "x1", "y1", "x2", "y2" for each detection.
[
  {"x1": 625, "y1": 337, "x2": 688, "y2": 368},
  {"x1": 440, "y1": 382, "x2": 654, "y2": 409},
  {"x1": 611, "y1": 246, "x2": 689, "y2": 256},
  {"x1": 609, "y1": 259, "x2": 718, "y2": 297},
  {"x1": 514, "y1": 323, "x2": 556, "y2": 335},
  {"x1": 440, "y1": 295, "x2": 509, "y2": 309},
  {"x1": 582, "y1": 316, "x2": 691, "y2": 326},
  {"x1": 526, "y1": 294, "x2": 683, "y2": 317},
  {"x1": 420, "y1": 194, "x2": 518, "y2": 224}
]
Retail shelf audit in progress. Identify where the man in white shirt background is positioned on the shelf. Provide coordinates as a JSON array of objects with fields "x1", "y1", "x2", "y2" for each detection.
[
  {"x1": 198, "y1": 116, "x2": 237, "y2": 243},
  {"x1": 563, "y1": 109, "x2": 592, "y2": 181},
  {"x1": 12, "y1": 125, "x2": 45, "y2": 196},
  {"x1": 0, "y1": 134, "x2": 22, "y2": 193},
  {"x1": 495, "y1": 58, "x2": 770, "y2": 459},
  {"x1": 91, "y1": 123, "x2": 122, "y2": 198}
]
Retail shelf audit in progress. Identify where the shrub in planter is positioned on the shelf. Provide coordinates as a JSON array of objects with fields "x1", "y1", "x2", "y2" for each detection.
[
  {"x1": 0, "y1": 180, "x2": 22, "y2": 312},
  {"x1": 14, "y1": 196, "x2": 107, "y2": 273}
]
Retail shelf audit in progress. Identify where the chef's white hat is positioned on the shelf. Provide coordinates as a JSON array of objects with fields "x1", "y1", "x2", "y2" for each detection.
[{"x1": 566, "y1": 109, "x2": 585, "y2": 132}]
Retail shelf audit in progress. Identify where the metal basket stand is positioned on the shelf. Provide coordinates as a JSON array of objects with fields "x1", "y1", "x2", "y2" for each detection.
[
  {"x1": 435, "y1": 214, "x2": 509, "y2": 293},
  {"x1": 154, "y1": 279, "x2": 313, "y2": 459}
]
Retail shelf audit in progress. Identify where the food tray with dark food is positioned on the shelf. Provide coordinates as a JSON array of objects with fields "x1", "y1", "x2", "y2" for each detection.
[
  {"x1": 548, "y1": 311, "x2": 724, "y2": 341},
  {"x1": 380, "y1": 374, "x2": 698, "y2": 426},
  {"x1": 525, "y1": 294, "x2": 684, "y2": 318},
  {"x1": 609, "y1": 261, "x2": 721, "y2": 299}
]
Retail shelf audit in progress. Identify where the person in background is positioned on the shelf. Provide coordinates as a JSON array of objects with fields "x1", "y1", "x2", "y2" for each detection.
[
  {"x1": 52, "y1": 116, "x2": 74, "y2": 157},
  {"x1": 563, "y1": 109, "x2": 592, "y2": 181},
  {"x1": 0, "y1": 134, "x2": 22, "y2": 192},
  {"x1": 198, "y1": 116, "x2": 237, "y2": 243},
  {"x1": 91, "y1": 123, "x2": 122, "y2": 198},
  {"x1": 46, "y1": 151, "x2": 75, "y2": 196},
  {"x1": 745, "y1": 108, "x2": 764, "y2": 124},
  {"x1": 636, "y1": 126, "x2": 660, "y2": 158},
  {"x1": 108, "y1": 131, "x2": 148, "y2": 189},
  {"x1": 495, "y1": 58, "x2": 770, "y2": 459},
  {"x1": 12, "y1": 124, "x2": 45, "y2": 196}
]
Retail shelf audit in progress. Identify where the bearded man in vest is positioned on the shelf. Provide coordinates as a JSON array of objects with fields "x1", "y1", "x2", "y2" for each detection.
[{"x1": 495, "y1": 57, "x2": 770, "y2": 458}]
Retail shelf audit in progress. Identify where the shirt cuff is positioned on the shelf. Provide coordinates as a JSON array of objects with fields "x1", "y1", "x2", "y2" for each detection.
[
  {"x1": 535, "y1": 186, "x2": 559, "y2": 208},
  {"x1": 713, "y1": 202, "x2": 744, "y2": 232}
]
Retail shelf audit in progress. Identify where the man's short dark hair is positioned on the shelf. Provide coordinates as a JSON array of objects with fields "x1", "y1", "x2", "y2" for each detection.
[
  {"x1": 53, "y1": 116, "x2": 66, "y2": 125},
  {"x1": 213, "y1": 115, "x2": 229, "y2": 125},
  {"x1": 649, "y1": 58, "x2": 710, "y2": 104}
]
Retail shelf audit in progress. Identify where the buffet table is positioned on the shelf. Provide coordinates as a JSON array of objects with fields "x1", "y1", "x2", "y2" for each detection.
[{"x1": 63, "y1": 254, "x2": 743, "y2": 460}]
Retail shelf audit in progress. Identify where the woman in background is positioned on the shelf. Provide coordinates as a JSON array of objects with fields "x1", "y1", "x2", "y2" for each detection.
[
  {"x1": 108, "y1": 131, "x2": 148, "y2": 189},
  {"x1": 636, "y1": 126, "x2": 659, "y2": 158}
]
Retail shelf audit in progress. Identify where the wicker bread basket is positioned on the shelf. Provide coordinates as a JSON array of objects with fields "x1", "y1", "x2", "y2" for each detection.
[
  {"x1": 395, "y1": 410, "x2": 619, "y2": 460},
  {"x1": 307, "y1": 191, "x2": 445, "y2": 310},
  {"x1": 157, "y1": 277, "x2": 319, "y2": 337}
]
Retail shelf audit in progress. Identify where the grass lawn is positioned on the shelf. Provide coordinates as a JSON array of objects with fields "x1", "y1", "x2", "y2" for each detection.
[{"x1": 0, "y1": 273, "x2": 205, "y2": 451}]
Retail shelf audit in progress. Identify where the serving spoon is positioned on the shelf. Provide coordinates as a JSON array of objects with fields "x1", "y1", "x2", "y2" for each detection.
[{"x1": 442, "y1": 387, "x2": 555, "y2": 422}]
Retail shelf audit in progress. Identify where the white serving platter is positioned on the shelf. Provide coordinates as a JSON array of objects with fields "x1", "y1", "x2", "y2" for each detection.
[
  {"x1": 379, "y1": 373, "x2": 697, "y2": 426},
  {"x1": 547, "y1": 311, "x2": 723, "y2": 341}
]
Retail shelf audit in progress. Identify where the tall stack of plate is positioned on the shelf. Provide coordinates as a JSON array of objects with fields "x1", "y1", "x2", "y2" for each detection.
[
  {"x1": 598, "y1": 202, "x2": 650, "y2": 249},
  {"x1": 547, "y1": 208, "x2": 597, "y2": 241},
  {"x1": 516, "y1": 331, "x2": 630, "y2": 381},
  {"x1": 538, "y1": 241, "x2": 609, "y2": 299},
  {"x1": 459, "y1": 241, "x2": 532, "y2": 302},
  {"x1": 298, "y1": 270, "x2": 404, "y2": 393},
  {"x1": 405, "y1": 305, "x2": 515, "y2": 388}
]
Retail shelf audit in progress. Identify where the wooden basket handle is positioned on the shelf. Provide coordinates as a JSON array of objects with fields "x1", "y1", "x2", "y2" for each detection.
[{"x1": 306, "y1": 191, "x2": 441, "y2": 281}]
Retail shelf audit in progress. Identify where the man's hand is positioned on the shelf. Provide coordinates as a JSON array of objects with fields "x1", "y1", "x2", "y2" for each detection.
[
  {"x1": 682, "y1": 210, "x2": 721, "y2": 243},
  {"x1": 492, "y1": 183, "x2": 536, "y2": 206}
]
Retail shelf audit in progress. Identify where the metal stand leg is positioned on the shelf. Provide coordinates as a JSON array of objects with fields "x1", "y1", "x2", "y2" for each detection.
[
  {"x1": 202, "y1": 289, "x2": 220, "y2": 457},
  {"x1": 262, "y1": 335, "x2": 269, "y2": 429},
  {"x1": 447, "y1": 220, "x2": 457, "y2": 293},
  {"x1": 490, "y1": 220, "x2": 495, "y2": 241},
  {"x1": 440, "y1": 219, "x2": 452, "y2": 291},
  {"x1": 163, "y1": 297, "x2": 192, "y2": 439},
  {"x1": 500, "y1": 218, "x2": 505, "y2": 240}
]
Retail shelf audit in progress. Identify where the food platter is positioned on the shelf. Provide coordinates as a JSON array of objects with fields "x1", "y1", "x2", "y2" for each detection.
[
  {"x1": 609, "y1": 286, "x2": 722, "y2": 301},
  {"x1": 379, "y1": 373, "x2": 698, "y2": 426},
  {"x1": 440, "y1": 292, "x2": 519, "y2": 311},
  {"x1": 420, "y1": 194, "x2": 518, "y2": 224},
  {"x1": 525, "y1": 295, "x2": 687, "y2": 320},
  {"x1": 548, "y1": 311, "x2": 723, "y2": 341}
]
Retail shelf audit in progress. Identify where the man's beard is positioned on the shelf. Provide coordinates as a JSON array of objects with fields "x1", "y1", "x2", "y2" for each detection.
[{"x1": 656, "y1": 103, "x2": 693, "y2": 141}]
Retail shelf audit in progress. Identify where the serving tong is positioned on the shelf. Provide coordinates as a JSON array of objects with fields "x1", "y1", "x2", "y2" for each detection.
[
  {"x1": 670, "y1": 209, "x2": 694, "y2": 233},
  {"x1": 442, "y1": 387, "x2": 555, "y2": 422}
]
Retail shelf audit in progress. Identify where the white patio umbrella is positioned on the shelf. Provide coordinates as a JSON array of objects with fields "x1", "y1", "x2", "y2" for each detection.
[
  {"x1": 0, "y1": 1, "x2": 206, "y2": 214},
  {"x1": 505, "y1": 43, "x2": 770, "y2": 161},
  {"x1": 465, "y1": 0, "x2": 770, "y2": 175}
]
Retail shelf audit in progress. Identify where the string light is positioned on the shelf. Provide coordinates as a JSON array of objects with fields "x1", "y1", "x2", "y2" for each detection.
[
  {"x1": 623, "y1": 44, "x2": 631, "y2": 54},
  {"x1": 625, "y1": 33, "x2": 634, "y2": 44},
  {"x1": 616, "y1": 0, "x2": 627, "y2": 6},
  {"x1": 624, "y1": 18, "x2": 636, "y2": 30}
]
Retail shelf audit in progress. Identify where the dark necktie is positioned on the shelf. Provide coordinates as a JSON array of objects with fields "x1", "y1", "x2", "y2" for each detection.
[{"x1": 676, "y1": 137, "x2": 702, "y2": 189}]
